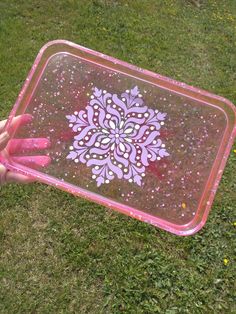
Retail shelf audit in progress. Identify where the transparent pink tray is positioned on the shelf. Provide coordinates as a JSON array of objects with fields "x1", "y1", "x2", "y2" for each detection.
[{"x1": 2, "y1": 40, "x2": 236, "y2": 235}]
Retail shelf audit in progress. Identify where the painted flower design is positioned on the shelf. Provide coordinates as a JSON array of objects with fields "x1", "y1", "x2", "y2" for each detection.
[{"x1": 66, "y1": 86, "x2": 169, "y2": 187}]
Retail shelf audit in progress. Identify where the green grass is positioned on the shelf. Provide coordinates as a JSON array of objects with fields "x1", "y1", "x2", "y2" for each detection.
[{"x1": 0, "y1": 0, "x2": 236, "y2": 313}]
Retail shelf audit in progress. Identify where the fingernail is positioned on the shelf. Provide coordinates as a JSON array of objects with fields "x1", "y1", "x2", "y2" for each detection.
[
  {"x1": 21, "y1": 114, "x2": 33, "y2": 124},
  {"x1": 0, "y1": 132, "x2": 10, "y2": 149},
  {"x1": 0, "y1": 131, "x2": 9, "y2": 140}
]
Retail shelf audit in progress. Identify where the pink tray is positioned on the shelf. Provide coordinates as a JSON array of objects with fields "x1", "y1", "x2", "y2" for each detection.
[{"x1": 1, "y1": 40, "x2": 236, "y2": 235}]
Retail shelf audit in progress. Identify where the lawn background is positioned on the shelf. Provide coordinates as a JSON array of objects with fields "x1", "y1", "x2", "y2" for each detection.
[{"x1": 0, "y1": 0, "x2": 235, "y2": 313}]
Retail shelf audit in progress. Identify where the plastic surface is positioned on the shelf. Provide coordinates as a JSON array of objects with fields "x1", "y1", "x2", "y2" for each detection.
[{"x1": 2, "y1": 40, "x2": 236, "y2": 235}]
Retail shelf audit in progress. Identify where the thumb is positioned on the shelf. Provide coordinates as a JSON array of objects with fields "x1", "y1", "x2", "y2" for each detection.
[{"x1": 0, "y1": 131, "x2": 10, "y2": 151}]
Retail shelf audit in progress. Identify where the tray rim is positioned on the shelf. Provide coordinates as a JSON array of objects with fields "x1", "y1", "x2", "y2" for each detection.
[{"x1": 2, "y1": 39, "x2": 236, "y2": 236}]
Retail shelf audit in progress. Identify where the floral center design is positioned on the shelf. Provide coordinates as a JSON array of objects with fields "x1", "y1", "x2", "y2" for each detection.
[{"x1": 66, "y1": 86, "x2": 169, "y2": 187}]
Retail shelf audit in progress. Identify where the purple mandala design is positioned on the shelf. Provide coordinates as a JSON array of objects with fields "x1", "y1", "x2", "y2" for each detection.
[{"x1": 66, "y1": 86, "x2": 169, "y2": 187}]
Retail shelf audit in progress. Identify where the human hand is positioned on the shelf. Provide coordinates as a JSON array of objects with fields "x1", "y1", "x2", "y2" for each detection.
[{"x1": 0, "y1": 114, "x2": 50, "y2": 185}]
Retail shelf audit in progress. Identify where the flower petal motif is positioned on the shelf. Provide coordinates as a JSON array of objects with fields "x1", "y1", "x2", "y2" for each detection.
[
  {"x1": 66, "y1": 86, "x2": 169, "y2": 187},
  {"x1": 119, "y1": 143, "x2": 126, "y2": 152},
  {"x1": 109, "y1": 120, "x2": 116, "y2": 130},
  {"x1": 101, "y1": 137, "x2": 111, "y2": 144}
]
